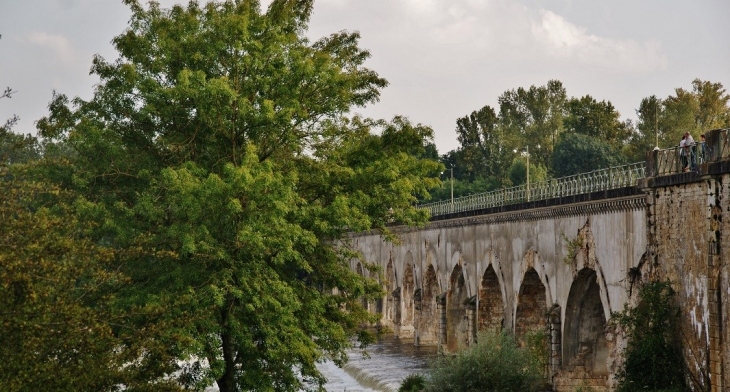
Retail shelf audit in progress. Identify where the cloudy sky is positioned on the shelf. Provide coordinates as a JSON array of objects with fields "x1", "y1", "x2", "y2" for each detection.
[{"x1": 1, "y1": 0, "x2": 728, "y2": 153}]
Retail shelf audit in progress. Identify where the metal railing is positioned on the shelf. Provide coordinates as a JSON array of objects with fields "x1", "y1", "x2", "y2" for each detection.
[
  {"x1": 420, "y1": 162, "x2": 646, "y2": 217},
  {"x1": 654, "y1": 143, "x2": 705, "y2": 176},
  {"x1": 420, "y1": 129, "x2": 730, "y2": 218},
  {"x1": 651, "y1": 129, "x2": 730, "y2": 176}
]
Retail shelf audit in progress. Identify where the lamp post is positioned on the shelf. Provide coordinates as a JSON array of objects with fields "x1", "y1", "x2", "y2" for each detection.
[
  {"x1": 655, "y1": 99, "x2": 659, "y2": 149},
  {"x1": 514, "y1": 145, "x2": 538, "y2": 201},
  {"x1": 450, "y1": 166, "x2": 454, "y2": 205},
  {"x1": 526, "y1": 146, "x2": 530, "y2": 201}
]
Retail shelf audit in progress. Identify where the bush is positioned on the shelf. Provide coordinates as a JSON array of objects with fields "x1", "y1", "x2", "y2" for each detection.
[
  {"x1": 612, "y1": 280, "x2": 689, "y2": 392},
  {"x1": 425, "y1": 330, "x2": 543, "y2": 392},
  {"x1": 399, "y1": 374, "x2": 426, "y2": 392}
]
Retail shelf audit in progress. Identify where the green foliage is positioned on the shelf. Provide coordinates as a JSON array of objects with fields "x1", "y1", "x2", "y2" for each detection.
[
  {"x1": 399, "y1": 374, "x2": 427, "y2": 392},
  {"x1": 0, "y1": 168, "x2": 186, "y2": 391},
  {"x1": 0, "y1": 65, "x2": 38, "y2": 164},
  {"x1": 498, "y1": 80, "x2": 567, "y2": 170},
  {"x1": 454, "y1": 105, "x2": 510, "y2": 181},
  {"x1": 524, "y1": 329, "x2": 549, "y2": 374},
  {"x1": 612, "y1": 281, "x2": 689, "y2": 392},
  {"x1": 630, "y1": 80, "x2": 730, "y2": 158},
  {"x1": 0, "y1": 130, "x2": 40, "y2": 164},
  {"x1": 425, "y1": 331, "x2": 543, "y2": 392},
  {"x1": 562, "y1": 232, "x2": 584, "y2": 265},
  {"x1": 33, "y1": 1, "x2": 440, "y2": 391},
  {"x1": 565, "y1": 95, "x2": 632, "y2": 150},
  {"x1": 507, "y1": 157, "x2": 547, "y2": 187},
  {"x1": 625, "y1": 95, "x2": 662, "y2": 162},
  {"x1": 551, "y1": 133, "x2": 626, "y2": 177},
  {"x1": 426, "y1": 176, "x2": 499, "y2": 202}
]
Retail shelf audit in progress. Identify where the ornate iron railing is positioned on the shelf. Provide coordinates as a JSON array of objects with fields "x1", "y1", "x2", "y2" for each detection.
[
  {"x1": 420, "y1": 162, "x2": 646, "y2": 217},
  {"x1": 650, "y1": 128, "x2": 730, "y2": 176},
  {"x1": 420, "y1": 129, "x2": 730, "y2": 218},
  {"x1": 654, "y1": 143, "x2": 705, "y2": 176}
]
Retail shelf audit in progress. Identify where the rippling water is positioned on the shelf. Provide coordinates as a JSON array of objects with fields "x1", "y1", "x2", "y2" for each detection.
[{"x1": 318, "y1": 337, "x2": 437, "y2": 392}]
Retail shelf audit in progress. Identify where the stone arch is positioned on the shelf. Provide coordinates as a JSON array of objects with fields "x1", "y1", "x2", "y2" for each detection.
[
  {"x1": 416, "y1": 263, "x2": 440, "y2": 345},
  {"x1": 515, "y1": 268, "x2": 548, "y2": 347},
  {"x1": 563, "y1": 268, "x2": 608, "y2": 378},
  {"x1": 401, "y1": 262, "x2": 415, "y2": 337},
  {"x1": 446, "y1": 263, "x2": 470, "y2": 352},
  {"x1": 478, "y1": 264, "x2": 504, "y2": 332}
]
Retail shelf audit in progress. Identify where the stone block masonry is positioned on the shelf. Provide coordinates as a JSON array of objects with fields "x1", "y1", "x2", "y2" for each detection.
[{"x1": 347, "y1": 128, "x2": 730, "y2": 391}]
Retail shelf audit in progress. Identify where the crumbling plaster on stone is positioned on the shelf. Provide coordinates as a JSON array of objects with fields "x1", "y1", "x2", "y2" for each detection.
[
  {"x1": 650, "y1": 179, "x2": 717, "y2": 390},
  {"x1": 684, "y1": 274, "x2": 711, "y2": 348}
]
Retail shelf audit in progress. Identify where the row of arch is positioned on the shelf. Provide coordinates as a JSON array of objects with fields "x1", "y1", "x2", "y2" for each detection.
[{"x1": 355, "y1": 258, "x2": 610, "y2": 383}]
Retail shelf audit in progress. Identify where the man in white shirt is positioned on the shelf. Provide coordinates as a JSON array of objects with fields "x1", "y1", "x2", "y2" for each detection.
[{"x1": 684, "y1": 132, "x2": 696, "y2": 171}]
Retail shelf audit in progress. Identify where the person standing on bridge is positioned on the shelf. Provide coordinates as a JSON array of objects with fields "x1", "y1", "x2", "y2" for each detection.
[
  {"x1": 685, "y1": 131, "x2": 696, "y2": 171},
  {"x1": 679, "y1": 135, "x2": 688, "y2": 172}
]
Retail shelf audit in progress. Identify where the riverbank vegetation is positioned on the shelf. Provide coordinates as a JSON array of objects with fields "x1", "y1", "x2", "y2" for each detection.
[{"x1": 413, "y1": 331, "x2": 544, "y2": 392}]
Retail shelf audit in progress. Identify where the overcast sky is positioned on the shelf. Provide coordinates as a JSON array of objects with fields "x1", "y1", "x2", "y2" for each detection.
[{"x1": 1, "y1": 0, "x2": 728, "y2": 153}]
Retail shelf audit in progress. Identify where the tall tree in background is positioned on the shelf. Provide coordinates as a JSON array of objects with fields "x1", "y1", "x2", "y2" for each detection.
[
  {"x1": 625, "y1": 95, "x2": 662, "y2": 162},
  {"x1": 632, "y1": 79, "x2": 730, "y2": 155},
  {"x1": 552, "y1": 133, "x2": 626, "y2": 177},
  {"x1": 694, "y1": 79, "x2": 730, "y2": 129},
  {"x1": 36, "y1": 1, "x2": 440, "y2": 391},
  {"x1": 564, "y1": 95, "x2": 632, "y2": 150},
  {"x1": 498, "y1": 80, "x2": 567, "y2": 171},
  {"x1": 454, "y1": 105, "x2": 508, "y2": 181}
]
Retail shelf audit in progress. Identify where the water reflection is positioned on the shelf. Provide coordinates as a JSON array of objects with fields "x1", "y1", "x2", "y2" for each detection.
[{"x1": 318, "y1": 337, "x2": 437, "y2": 392}]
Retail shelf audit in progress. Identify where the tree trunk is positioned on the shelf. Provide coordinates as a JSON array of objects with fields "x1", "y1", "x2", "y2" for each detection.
[{"x1": 216, "y1": 322, "x2": 237, "y2": 392}]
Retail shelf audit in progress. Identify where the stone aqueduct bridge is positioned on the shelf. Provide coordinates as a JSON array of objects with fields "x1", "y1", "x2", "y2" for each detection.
[{"x1": 349, "y1": 129, "x2": 730, "y2": 391}]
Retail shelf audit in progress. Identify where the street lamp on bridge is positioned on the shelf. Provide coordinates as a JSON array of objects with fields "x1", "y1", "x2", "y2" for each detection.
[{"x1": 514, "y1": 145, "x2": 539, "y2": 202}]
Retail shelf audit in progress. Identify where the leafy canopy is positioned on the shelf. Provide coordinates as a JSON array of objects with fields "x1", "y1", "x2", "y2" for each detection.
[{"x1": 35, "y1": 1, "x2": 441, "y2": 391}]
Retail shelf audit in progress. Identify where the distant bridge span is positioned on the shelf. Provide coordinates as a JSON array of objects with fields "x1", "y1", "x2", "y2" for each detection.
[{"x1": 350, "y1": 128, "x2": 730, "y2": 391}]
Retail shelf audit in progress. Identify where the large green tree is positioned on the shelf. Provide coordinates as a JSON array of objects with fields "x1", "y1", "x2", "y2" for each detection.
[
  {"x1": 564, "y1": 95, "x2": 632, "y2": 150},
  {"x1": 551, "y1": 133, "x2": 626, "y2": 177},
  {"x1": 497, "y1": 80, "x2": 567, "y2": 170},
  {"x1": 37, "y1": 1, "x2": 440, "y2": 391},
  {"x1": 454, "y1": 105, "x2": 508, "y2": 181},
  {"x1": 631, "y1": 79, "x2": 730, "y2": 157},
  {"x1": 625, "y1": 95, "x2": 662, "y2": 162}
]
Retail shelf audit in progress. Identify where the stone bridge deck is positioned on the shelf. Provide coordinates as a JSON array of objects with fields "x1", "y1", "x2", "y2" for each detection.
[{"x1": 350, "y1": 128, "x2": 730, "y2": 391}]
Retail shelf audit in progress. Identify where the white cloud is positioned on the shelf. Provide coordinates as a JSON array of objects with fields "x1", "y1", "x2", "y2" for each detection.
[
  {"x1": 531, "y1": 10, "x2": 668, "y2": 72},
  {"x1": 26, "y1": 31, "x2": 76, "y2": 66}
]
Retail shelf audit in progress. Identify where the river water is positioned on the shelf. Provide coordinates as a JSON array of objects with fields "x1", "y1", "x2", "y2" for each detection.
[{"x1": 317, "y1": 337, "x2": 437, "y2": 392}]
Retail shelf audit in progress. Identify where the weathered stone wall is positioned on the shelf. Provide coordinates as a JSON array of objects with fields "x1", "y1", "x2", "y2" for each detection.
[
  {"x1": 647, "y1": 173, "x2": 728, "y2": 391},
  {"x1": 349, "y1": 129, "x2": 730, "y2": 390},
  {"x1": 350, "y1": 196, "x2": 647, "y2": 390}
]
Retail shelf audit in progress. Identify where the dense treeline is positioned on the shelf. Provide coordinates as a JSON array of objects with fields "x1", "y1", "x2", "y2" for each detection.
[{"x1": 430, "y1": 79, "x2": 730, "y2": 202}]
